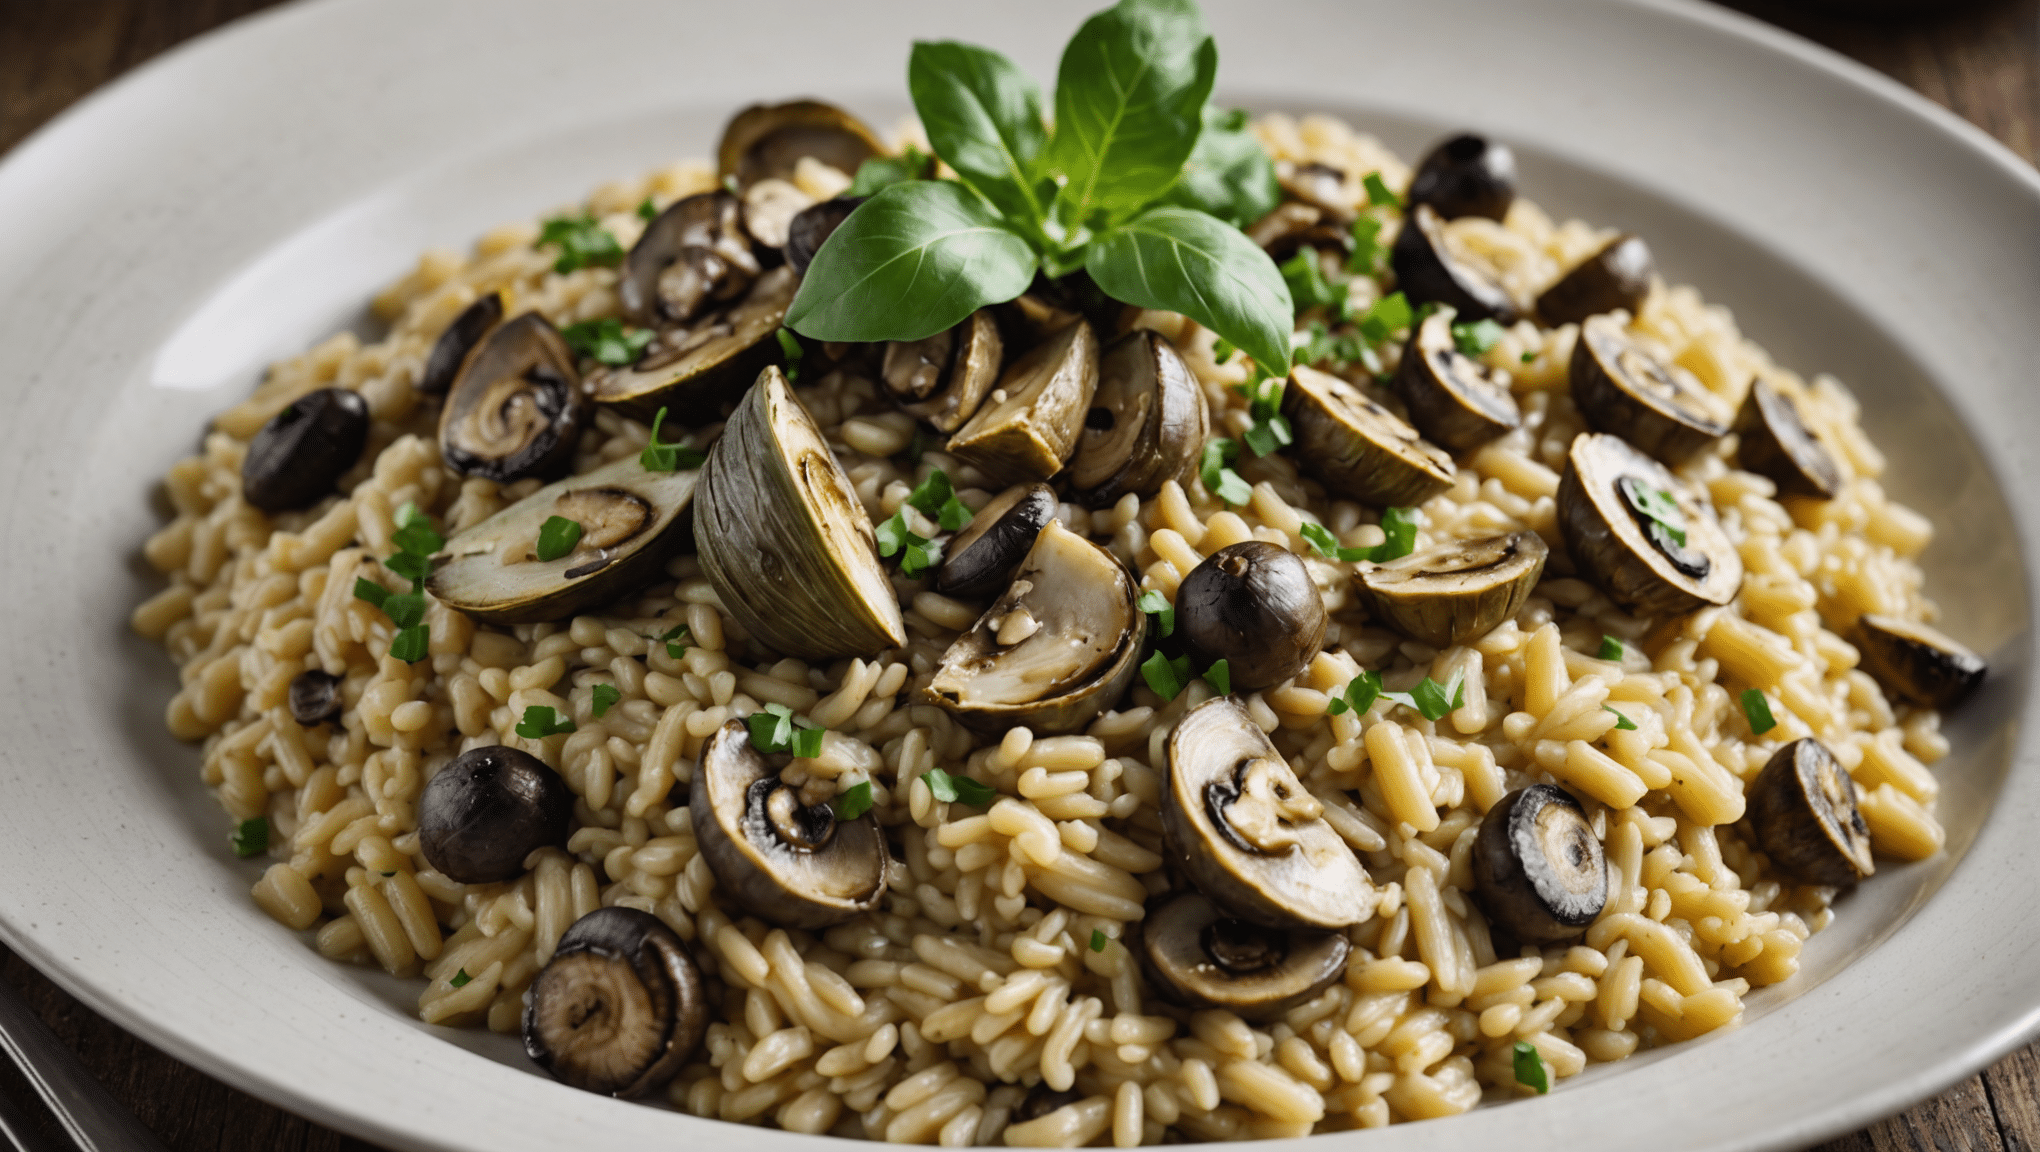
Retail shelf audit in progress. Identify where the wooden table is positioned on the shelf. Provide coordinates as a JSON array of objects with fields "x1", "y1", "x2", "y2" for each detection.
[{"x1": 1, "y1": 0, "x2": 2034, "y2": 1148}]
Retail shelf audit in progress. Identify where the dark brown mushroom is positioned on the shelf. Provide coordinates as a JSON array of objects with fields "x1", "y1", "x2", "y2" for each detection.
[
  {"x1": 417, "y1": 745, "x2": 573, "y2": 884},
  {"x1": 287, "y1": 669, "x2": 343, "y2": 726},
  {"x1": 716, "y1": 100, "x2": 884, "y2": 191},
  {"x1": 1136, "y1": 891, "x2": 1349, "y2": 1022},
  {"x1": 1734, "y1": 379, "x2": 1842, "y2": 500},
  {"x1": 523, "y1": 907, "x2": 708, "y2": 1098},
  {"x1": 1355, "y1": 531, "x2": 1548, "y2": 648},
  {"x1": 241, "y1": 388, "x2": 370, "y2": 513},
  {"x1": 1855, "y1": 614, "x2": 1986, "y2": 709},
  {"x1": 1536, "y1": 234, "x2": 1654, "y2": 326},
  {"x1": 418, "y1": 291, "x2": 505, "y2": 396},
  {"x1": 1391, "y1": 203, "x2": 1519, "y2": 325},
  {"x1": 1176, "y1": 542, "x2": 1327, "y2": 693},
  {"x1": 1407, "y1": 134, "x2": 1517, "y2": 222},
  {"x1": 1472, "y1": 785, "x2": 1608, "y2": 943},
  {"x1": 1747, "y1": 739, "x2": 1875, "y2": 887},
  {"x1": 933, "y1": 482, "x2": 1057, "y2": 600},
  {"x1": 1556, "y1": 432, "x2": 1742, "y2": 618},
  {"x1": 1393, "y1": 305, "x2": 1522, "y2": 451},
  {"x1": 1282, "y1": 364, "x2": 1457, "y2": 507},
  {"x1": 588, "y1": 265, "x2": 798, "y2": 422},
  {"x1": 784, "y1": 196, "x2": 864, "y2": 277},
  {"x1": 1066, "y1": 330, "x2": 1210, "y2": 507},
  {"x1": 1570, "y1": 314, "x2": 1728, "y2": 464},
  {"x1": 437, "y1": 313, "x2": 587, "y2": 483},
  {"x1": 619, "y1": 191, "x2": 760, "y2": 330},
  {"x1": 882, "y1": 309, "x2": 1004, "y2": 434},
  {"x1": 1245, "y1": 203, "x2": 1351, "y2": 266}
]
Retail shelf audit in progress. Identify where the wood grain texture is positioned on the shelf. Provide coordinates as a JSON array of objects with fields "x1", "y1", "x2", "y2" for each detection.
[{"x1": 0, "y1": 1, "x2": 2034, "y2": 1149}]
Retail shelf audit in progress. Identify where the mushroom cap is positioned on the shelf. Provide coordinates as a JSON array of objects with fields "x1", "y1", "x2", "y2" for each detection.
[
  {"x1": 1176, "y1": 542, "x2": 1328, "y2": 693},
  {"x1": 1162, "y1": 697, "x2": 1373, "y2": 930},
  {"x1": 785, "y1": 196, "x2": 864, "y2": 277},
  {"x1": 933, "y1": 483, "x2": 1058, "y2": 601},
  {"x1": 883, "y1": 309, "x2": 1004, "y2": 433},
  {"x1": 1067, "y1": 330, "x2": 1210, "y2": 508},
  {"x1": 418, "y1": 745, "x2": 573, "y2": 884},
  {"x1": 287, "y1": 669, "x2": 343, "y2": 727},
  {"x1": 418, "y1": 290, "x2": 504, "y2": 396},
  {"x1": 1471, "y1": 785, "x2": 1608, "y2": 944},
  {"x1": 1356, "y1": 530, "x2": 1548, "y2": 648},
  {"x1": 946, "y1": 319, "x2": 1100, "y2": 485},
  {"x1": 438, "y1": 312, "x2": 588, "y2": 484},
  {"x1": 1536, "y1": 234, "x2": 1654, "y2": 326},
  {"x1": 1408, "y1": 133, "x2": 1518, "y2": 222},
  {"x1": 1281, "y1": 364, "x2": 1456, "y2": 507},
  {"x1": 523, "y1": 907, "x2": 707, "y2": 1098},
  {"x1": 716, "y1": 100, "x2": 884, "y2": 191},
  {"x1": 1734, "y1": 379, "x2": 1842, "y2": 501},
  {"x1": 689, "y1": 720, "x2": 887, "y2": 929},
  {"x1": 592, "y1": 264, "x2": 796, "y2": 423},
  {"x1": 241, "y1": 387, "x2": 370, "y2": 513},
  {"x1": 1390, "y1": 203, "x2": 1520, "y2": 324},
  {"x1": 1556, "y1": 432, "x2": 1742, "y2": 618},
  {"x1": 619, "y1": 191, "x2": 760, "y2": 328},
  {"x1": 1855, "y1": 613, "x2": 1986, "y2": 709},
  {"x1": 1748, "y1": 738, "x2": 1875, "y2": 887},
  {"x1": 1393, "y1": 305, "x2": 1521, "y2": 452},
  {"x1": 1569, "y1": 314, "x2": 1729, "y2": 464},
  {"x1": 1136, "y1": 891, "x2": 1349, "y2": 1023}
]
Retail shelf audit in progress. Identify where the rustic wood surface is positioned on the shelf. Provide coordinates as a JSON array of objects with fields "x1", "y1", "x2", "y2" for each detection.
[{"x1": 0, "y1": 0, "x2": 2034, "y2": 1148}]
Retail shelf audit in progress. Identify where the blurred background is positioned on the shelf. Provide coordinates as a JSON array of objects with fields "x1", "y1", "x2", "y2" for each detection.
[{"x1": 0, "y1": 1, "x2": 2033, "y2": 1150}]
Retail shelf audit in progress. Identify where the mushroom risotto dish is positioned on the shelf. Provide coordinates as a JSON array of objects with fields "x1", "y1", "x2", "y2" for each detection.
[{"x1": 131, "y1": 0, "x2": 1984, "y2": 1142}]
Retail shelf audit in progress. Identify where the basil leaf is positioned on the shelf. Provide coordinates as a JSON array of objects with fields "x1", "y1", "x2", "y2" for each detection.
[
  {"x1": 909, "y1": 41, "x2": 1051, "y2": 223},
  {"x1": 1044, "y1": 0, "x2": 1216, "y2": 226},
  {"x1": 1086, "y1": 206, "x2": 1294, "y2": 376},
  {"x1": 846, "y1": 146, "x2": 932, "y2": 198},
  {"x1": 1161, "y1": 105, "x2": 1281, "y2": 228},
  {"x1": 786, "y1": 180, "x2": 1037, "y2": 344}
]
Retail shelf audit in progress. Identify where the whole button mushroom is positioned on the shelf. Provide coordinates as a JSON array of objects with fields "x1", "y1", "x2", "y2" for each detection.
[
  {"x1": 1747, "y1": 738, "x2": 1875, "y2": 887},
  {"x1": 1177, "y1": 542, "x2": 1327, "y2": 693},
  {"x1": 1407, "y1": 133, "x2": 1518, "y2": 222},
  {"x1": 1472, "y1": 785, "x2": 1608, "y2": 944},
  {"x1": 523, "y1": 907, "x2": 708, "y2": 1098},
  {"x1": 417, "y1": 745, "x2": 573, "y2": 884},
  {"x1": 437, "y1": 312, "x2": 588, "y2": 484},
  {"x1": 240, "y1": 387, "x2": 370, "y2": 513},
  {"x1": 1136, "y1": 891, "x2": 1349, "y2": 1022}
]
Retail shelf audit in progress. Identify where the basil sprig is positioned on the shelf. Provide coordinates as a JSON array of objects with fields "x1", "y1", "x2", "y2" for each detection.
[{"x1": 786, "y1": 0, "x2": 1293, "y2": 377}]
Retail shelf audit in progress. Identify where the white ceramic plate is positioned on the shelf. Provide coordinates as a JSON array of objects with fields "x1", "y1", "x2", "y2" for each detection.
[{"x1": 1, "y1": 0, "x2": 2036, "y2": 1148}]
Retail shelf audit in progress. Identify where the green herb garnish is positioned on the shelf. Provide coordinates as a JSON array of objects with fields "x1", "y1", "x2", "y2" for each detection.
[
  {"x1": 1356, "y1": 290, "x2": 1413, "y2": 346},
  {"x1": 1198, "y1": 439, "x2": 1253, "y2": 506},
  {"x1": 1346, "y1": 215, "x2": 1384, "y2": 276},
  {"x1": 1603, "y1": 705, "x2": 1638, "y2": 731},
  {"x1": 1136, "y1": 589, "x2": 1175, "y2": 639},
  {"x1": 1513, "y1": 1040, "x2": 1549, "y2": 1094},
  {"x1": 230, "y1": 816, "x2": 268, "y2": 858},
  {"x1": 1520, "y1": 350, "x2": 1537, "y2": 363},
  {"x1": 776, "y1": 327, "x2": 805, "y2": 382},
  {"x1": 922, "y1": 767, "x2": 996, "y2": 807},
  {"x1": 1363, "y1": 171, "x2": 1401, "y2": 209},
  {"x1": 637, "y1": 197, "x2": 659, "y2": 220},
  {"x1": 832, "y1": 781, "x2": 875, "y2": 821},
  {"x1": 653, "y1": 623, "x2": 690, "y2": 659},
  {"x1": 1451, "y1": 319, "x2": 1506, "y2": 357},
  {"x1": 876, "y1": 511, "x2": 944, "y2": 578},
  {"x1": 388, "y1": 626, "x2": 430, "y2": 664},
  {"x1": 1141, "y1": 649, "x2": 1193, "y2": 701},
  {"x1": 1598, "y1": 635, "x2": 1627, "y2": 662},
  {"x1": 516, "y1": 705, "x2": 576, "y2": 739},
  {"x1": 536, "y1": 516, "x2": 583, "y2": 562},
  {"x1": 353, "y1": 578, "x2": 390, "y2": 611},
  {"x1": 561, "y1": 317, "x2": 654, "y2": 367},
  {"x1": 1299, "y1": 507, "x2": 1418, "y2": 563},
  {"x1": 1280, "y1": 247, "x2": 1344, "y2": 316},
  {"x1": 538, "y1": 211, "x2": 625, "y2": 274},
  {"x1": 1741, "y1": 689, "x2": 1777, "y2": 735},
  {"x1": 1211, "y1": 337, "x2": 1236, "y2": 363},
  {"x1": 1237, "y1": 372, "x2": 1293, "y2": 458},
  {"x1": 1619, "y1": 479, "x2": 1689, "y2": 548},
  {"x1": 392, "y1": 502, "x2": 444, "y2": 557},
  {"x1": 355, "y1": 506, "x2": 443, "y2": 663},
  {"x1": 1327, "y1": 670, "x2": 1464, "y2": 722},
  {"x1": 1090, "y1": 928, "x2": 1108, "y2": 953},
  {"x1": 1202, "y1": 659, "x2": 1231, "y2": 695},
  {"x1": 748, "y1": 703, "x2": 826, "y2": 757},
  {"x1": 591, "y1": 683, "x2": 621, "y2": 718},
  {"x1": 639, "y1": 407, "x2": 707, "y2": 473},
  {"x1": 906, "y1": 470, "x2": 974, "y2": 532},
  {"x1": 450, "y1": 968, "x2": 473, "y2": 989}
]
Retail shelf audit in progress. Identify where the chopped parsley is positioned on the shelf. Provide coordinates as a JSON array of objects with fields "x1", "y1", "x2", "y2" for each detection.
[
  {"x1": 639, "y1": 407, "x2": 706, "y2": 473},
  {"x1": 392, "y1": 502, "x2": 444, "y2": 557},
  {"x1": 537, "y1": 211, "x2": 625, "y2": 274},
  {"x1": 1513, "y1": 1040, "x2": 1550, "y2": 1094},
  {"x1": 230, "y1": 816, "x2": 268, "y2": 858},
  {"x1": 1202, "y1": 659, "x2": 1232, "y2": 696},
  {"x1": 561, "y1": 317, "x2": 654, "y2": 367},
  {"x1": 515, "y1": 705, "x2": 576, "y2": 739},
  {"x1": 353, "y1": 504, "x2": 444, "y2": 664},
  {"x1": 1211, "y1": 338, "x2": 1236, "y2": 363},
  {"x1": 1136, "y1": 589, "x2": 1176, "y2": 639},
  {"x1": 1603, "y1": 705, "x2": 1638, "y2": 731},
  {"x1": 1327, "y1": 670, "x2": 1465, "y2": 722},
  {"x1": 637, "y1": 197, "x2": 658, "y2": 220},
  {"x1": 388, "y1": 626, "x2": 430, "y2": 664},
  {"x1": 1237, "y1": 372, "x2": 1293, "y2": 458},
  {"x1": 1521, "y1": 350, "x2": 1537, "y2": 363},
  {"x1": 776, "y1": 327, "x2": 805, "y2": 382},
  {"x1": 352, "y1": 578, "x2": 389, "y2": 611},
  {"x1": 1346, "y1": 216, "x2": 1384, "y2": 276},
  {"x1": 652, "y1": 623, "x2": 690, "y2": 660},
  {"x1": 536, "y1": 516, "x2": 583, "y2": 562},
  {"x1": 832, "y1": 781, "x2": 875, "y2": 821},
  {"x1": 1090, "y1": 929, "x2": 1108, "y2": 953},
  {"x1": 1356, "y1": 290, "x2": 1414, "y2": 346},
  {"x1": 1141, "y1": 650, "x2": 1193, "y2": 701},
  {"x1": 876, "y1": 511, "x2": 943, "y2": 578},
  {"x1": 591, "y1": 683, "x2": 621, "y2": 718},
  {"x1": 449, "y1": 968, "x2": 473, "y2": 989},
  {"x1": 1291, "y1": 319, "x2": 1373, "y2": 373},
  {"x1": 1280, "y1": 247, "x2": 1344, "y2": 316},
  {"x1": 1451, "y1": 319, "x2": 1507, "y2": 358},
  {"x1": 1741, "y1": 689, "x2": 1777, "y2": 735},
  {"x1": 1619, "y1": 479, "x2": 1689, "y2": 548},
  {"x1": 922, "y1": 767, "x2": 995, "y2": 808},
  {"x1": 1363, "y1": 171, "x2": 1402, "y2": 209},
  {"x1": 905, "y1": 469, "x2": 973, "y2": 532},
  {"x1": 748, "y1": 703, "x2": 825, "y2": 758},
  {"x1": 1299, "y1": 506, "x2": 1418, "y2": 563},
  {"x1": 1199, "y1": 439, "x2": 1253, "y2": 506},
  {"x1": 1598, "y1": 635, "x2": 1627, "y2": 662}
]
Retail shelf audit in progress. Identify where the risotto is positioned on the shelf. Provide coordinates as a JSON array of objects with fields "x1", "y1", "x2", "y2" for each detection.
[{"x1": 132, "y1": 94, "x2": 1972, "y2": 1143}]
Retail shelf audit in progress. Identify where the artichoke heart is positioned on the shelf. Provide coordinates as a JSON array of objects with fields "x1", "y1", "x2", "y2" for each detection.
[
  {"x1": 946, "y1": 320, "x2": 1099, "y2": 485},
  {"x1": 1282, "y1": 364, "x2": 1455, "y2": 507},
  {"x1": 695, "y1": 366, "x2": 906, "y2": 659},
  {"x1": 1355, "y1": 531, "x2": 1548, "y2": 648},
  {"x1": 925, "y1": 522, "x2": 1144, "y2": 735},
  {"x1": 426, "y1": 454, "x2": 699, "y2": 624},
  {"x1": 589, "y1": 266, "x2": 796, "y2": 422}
]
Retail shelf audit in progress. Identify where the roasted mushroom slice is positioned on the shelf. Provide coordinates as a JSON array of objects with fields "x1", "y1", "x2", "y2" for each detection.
[
  {"x1": 1162, "y1": 697, "x2": 1373, "y2": 930},
  {"x1": 1472, "y1": 785, "x2": 1607, "y2": 944},
  {"x1": 882, "y1": 309, "x2": 1004, "y2": 433},
  {"x1": 1067, "y1": 331, "x2": 1210, "y2": 507},
  {"x1": 438, "y1": 312, "x2": 588, "y2": 483},
  {"x1": 946, "y1": 319, "x2": 1099, "y2": 485},
  {"x1": 1356, "y1": 531, "x2": 1548, "y2": 648},
  {"x1": 1748, "y1": 739, "x2": 1875, "y2": 887},
  {"x1": 1407, "y1": 134, "x2": 1517, "y2": 222},
  {"x1": 1282, "y1": 364, "x2": 1456, "y2": 507},
  {"x1": 287, "y1": 669, "x2": 343, "y2": 727},
  {"x1": 933, "y1": 483, "x2": 1057, "y2": 600},
  {"x1": 690, "y1": 719, "x2": 887, "y2": 928},
  {"x1": 717, "y1": 100, "x2": 885, "y2": 191},
  {"x1": 241, "y1": 388, "x2": 370, "y2": 513},
  {"x1": 785, "y1": 196, "x2": 863, "y2": 277},
  {"x1": 1246, "y1": 203, "x2": 1351, "y2": 265},
  {"x1": 695, "y1": 366, "x2": 906, "y2": 659},
  {"x1": 427, "y1": 453, "x2": 698, "y2": 624},
  {"x1": 1856, "y1": 614, "x2": 1986, "y2": 708},
  {"x1": 589, "y1": 265, "x2": 797, "y2": 421},
  {"x1": 1391, "y1": 203, "x2": 1520, "y2": 324},
  {"x1": 1734, "y1": 379, "x2": 1842, "y2": 500},
  {"x1": 1280, "y1": 161, "x2": 1353, "y2": 215},
  {"x1": 1556, "y1": 433, "x2": 1741, "y2": 618},
  {"x1": 1536, "y1": 234, "x2": 1654, "y2": 326},
  {"x1": 619, "y1": 191, "x2": 761, "y2": 329},
  {"x1": 418, "y1": 290, "x2": 504, "y2": 396},
  {"x1": 418, "y1": 746, "x2": 573, "y2": 884},
  {"x1": 926, "y1": 522, "x2": 1144, "y2": 735},
  {"x1": 1177, "y1": 542, "x2": 1327, "y2": 693},
  {"x1": 1136, "y1": 891, "x2": 1349, "y2": 1023},
  {"x1": 1570, "y1": 314, "x2": 1728, "y2": 463},
  {"x1": 524, "y1": 907, "x2": 708, "y2": 1098},
  {"x1": 1393, "y1": 305, "x2": 1521, "y2": 451}
]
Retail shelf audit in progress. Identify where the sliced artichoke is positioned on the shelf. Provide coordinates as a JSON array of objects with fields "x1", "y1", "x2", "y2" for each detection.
[
  {"x1": 427, "y1": 454, "x2": 698, "y2": 624},
  {"x1": 946, "y1": 319, "x2": 1099, "y2": 485},
  {"x1": 1067, "y1": 331, "x2": 1210, "y2": 507},
  {"x1": 1356, "y1": 530, "x2": 1548, "y2": 648},
  {"x1": 618, "y1": 191, "x2": 760, "y2": 329},
  {"x1": 695, "y1": 366, "x2": 906, "y2": 659},
  {"x1": 1162, "y1": 697, "x2": 1373, "y2": 930},
  {"x1": 1556, "y1": 432, "x2": 1741, "y2": 617},
  {"x1": 717, "y1": 100, "x2": 884, "y2": 190},
  {"x1": 1281, "y1": 364, "x2": 1456, "y2": 507},
  {"x1": 1393, "y1": 305, "x2": 1520, "y2": 452},
  {"x1": 589, "y1": 265, "x2": 796, "y2": 422},
  {"x1": 882, "y1": 309, "x2": 1004, "y2": 433},
  {"x1": 438, "y1": 312, "x2": 588, "y2": 483},
  {"x1": 1571, "y1": 314, "x2": 1729, "y2": 463},
  {"x1": 925, "y1": 521, "x2": 1145, "y2": 735},
  {"x1": 1734, "y1": 379, "x2": 1842, "y2": 500}
]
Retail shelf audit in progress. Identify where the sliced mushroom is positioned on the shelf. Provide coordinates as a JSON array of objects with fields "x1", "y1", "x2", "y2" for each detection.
[
  {"x1": 588, "y1": 264, "x2": 797, "y2": 422},
  {"x1": 438, "y1": 312, "x2": 588, "y2": 483},
  {"x1": 717, "y1": 100, "x2": 884, "y2": 191},
  {"x1": 933, "y1": 483, "x2": 1057, "y2": 600},
  {"x1": 287, "y1": 669, "x2": 343, "y2": 727},
  {"x1": 427, "y1": 453, "x2": 698, "y2": 624},
  {"x1": 785, "y1": 196, "x2": 863, "y2": 277},
  {"x1": 418, "y1": 745, "x2": 573, "y2": 884},
  {"x1": 1748, "y1": 738, "x2": 1875, "y2": 887},
  {"x1": 1471, "y1": 785, "x2": 1607, "y2": 944},
  {"x1": 690, "y1": 719, "x2": 887, "y2": 928},
  {"x1": 1407, "y1": 134, "x2": 1517, "y2": 222},
  {"x1": 1067, "y1": 331, "x2": 1211, "y2": 507},
  {"x1": 524, "y1": 907, "x2": 708, "y2": 1098},
  {"x1": 1393, "y1": 305, "x2": 1521, "y2": 451},
  {"x1": 1556, "y1": 432, "x2": 1742, "y2": 618},
  {"x1": 1356, "y1": 531, "x2": 1548, "y2": 648},
  {"x1": 1177, "y1": 542, "x2": 1327, "y2": 693},
  {"x1": 418, "y1": 290, "x2": 504, "y2": 396},
  {"x1": 1279, "y1": 162, "x2": 1354, "y2": 216},
  {"x1": 1536, "y1": 234, "x2": 1654, "y2": 326},
  {"x1": 1136, "y1": 891, "x2": 1349, "y2": 1023},
  {"x1": 925, "y1": 522, "x2": 1145, "y2": 735},
  {"x1": 1162, "y1": 697, "x2": 1373, "y2": 930},
  {"x1": 1734, "y1": 379, "x2": 1842, "y2": 500},
  {"x1": 741, "y1": 178, "x2": 813, "y2": 251},
  {"x1": 241, "y1": 387, "x2": 370, "y2": 513},
  {"x1": 1246, "y1": 203, "x2": 1350, "y2": 265},
  {"x1": 1282, "y1": 364, "x2": 1456, "y2": 507},
  {"x1": 1390, "y1": 203, "x2": 1519, "y2": 324},
  {"x1": 882, "y1": 309, "x2": 1004, "y2": 433},
  {"x1": 1570, "y1": 314, "x2": 1728, "y2": 463},
  {"x1": 619, "y1": 191, "x2": 760, "y2": 329},
  {"x1": 695, "y1": 366, "x2": 906, "y2": 659},
  {"x1": 1856, "y1": 614, "x2": 1986, "y2": 708},
  {"x1": 945, "y1": 319, "x2": 1099, "y2": 485}
]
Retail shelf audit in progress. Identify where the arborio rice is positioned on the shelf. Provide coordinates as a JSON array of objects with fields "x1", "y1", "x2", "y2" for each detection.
[{"x1": 132, "y1": 111, "x2": 1954, "y2": 1142}]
